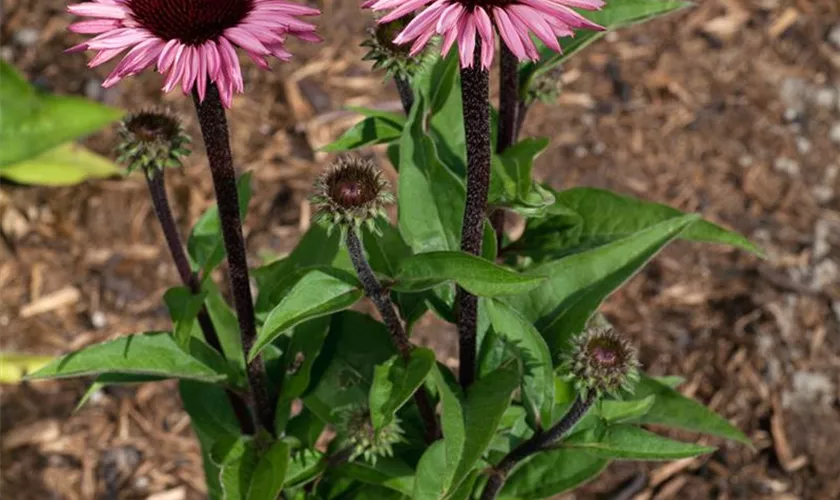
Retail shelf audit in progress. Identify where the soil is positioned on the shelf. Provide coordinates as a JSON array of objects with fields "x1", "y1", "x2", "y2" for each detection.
[{"x1": 2, "y1": 1, "x2": 840, "y2": 499}]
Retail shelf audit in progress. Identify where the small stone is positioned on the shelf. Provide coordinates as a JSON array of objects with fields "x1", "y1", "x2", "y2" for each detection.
[
  {"x1": 795, "y1": 136, "x2": 812, "y2": 155},
  {"x1": 592, "y1": 142, "x2": 606, "y2": 155},
  {"x1": 90, "y1": 310, "x2": 107, "y2": 329},
  {"x1": 829, "y1": 123, "x2": 840, "y2": 145},
  {"x1": 738, "y1": 155, "x2": 754, "y2": 168},
  {"x1": 783, "y1": 371, "x2": 835, "y2": 408},
  {"x1": 0, "y1": 46, "x2": 14, "y2": 61},
  {"x1": 13, "y1": 29, "x2": 38, "y2": 47},
  {"x1": 811, "y1": 87, "x2": 837, "y2": 109},
  {"x1": 574, "y1": 145, "x2": 588, "y2": 158},
  {"x1": 828, "y1": 23, "x2": 840, "y2": 49},
  {"x1": 812, "y1": 185, "x2": 834, "y2": 204},
  {"x1": 774, "y1": 157, "x2": 800, "y2": 176},
  {"x1": 780, "y1": 78, "x2": 807, "y2": 111},
  {"x1": 782, "y1": 107, "x2": 800, "y2": 122}
]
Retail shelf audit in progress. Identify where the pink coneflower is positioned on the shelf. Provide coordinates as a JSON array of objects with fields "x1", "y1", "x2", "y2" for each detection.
[
  {"x1": 362, "y1": 0, "x2": 605, "y2": 70},
  {"x1": 67, "y1": 0, "x2": 320, "y2": 107}
]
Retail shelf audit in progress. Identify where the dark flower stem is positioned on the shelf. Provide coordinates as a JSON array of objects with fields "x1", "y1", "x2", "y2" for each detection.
[
  {"x1": 191, "y1": 83, "x2": 275, "y2": 435},
  {"x1": 345, "y1": 227, "x2": 440, "y2": 442},
  {"x1": 144, "y1": 167, "x2": 255, "y2": 435},
  {"x1": 490, "y1": 45, "x2": 522, "y2": 251},
  {"x1": 480, "y1": 395, "x2": 596, "y2": 500},
  {"x1": 395, "y1": 75, "x2": 414, "y2": 114},
  {"x1": 457, "y1": 45, "x2": 491, "y2": 389}
]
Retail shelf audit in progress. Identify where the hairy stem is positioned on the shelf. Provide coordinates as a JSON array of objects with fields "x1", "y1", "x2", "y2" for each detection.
[
  {"x1": 192, "y1": 83, "x2": 275, "y2": 435},
  {"x1": 480, "y1": 395, "x2": 596, "y2": 500},
  {"x1": 488, "y1": 46, "x2": 523, "y2": 254},
  {"x1": 395, "y1": 75, "x2": 414, "y2": 114},
  {"x1": 345, "y1": 227, "x2": 440, "y2": 442},
  {"x1": 144, "y1": 167, "x2": 255, "y2": 435},
  {"x1": 457, "y1": 45, "x2": 491, "y2": 389}
]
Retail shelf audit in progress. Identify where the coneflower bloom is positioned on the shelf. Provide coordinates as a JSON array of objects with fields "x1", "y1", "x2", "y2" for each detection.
[
  {"x1": 362, "y1": 0, "x2": 605, "y2": 70},
  {"x1": 66, "y1": 0, "x2": 320, "y2": 107}
]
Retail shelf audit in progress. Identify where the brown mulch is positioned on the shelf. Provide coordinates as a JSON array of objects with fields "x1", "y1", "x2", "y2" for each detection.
[{"x1": 2, "y1": 1, "x2": 839, "y2": 499}]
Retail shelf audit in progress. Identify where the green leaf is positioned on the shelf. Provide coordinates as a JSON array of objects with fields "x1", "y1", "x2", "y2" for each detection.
[
  {"x1": 180, "y1": 380, "x2": 244, "y2": 500},
  {"x1": 369, "y1": 348, "x2": 436, "y2": 431},
  {"x1": 565, "y1": 423, "x2": 716, "y2": 460},
  {"x1": 506, "y1": 215, "x2": 699, "y2": 359},
  {"x1": 520, "y1": 0, "x2": 692, "y2": 95},
  {"x1": 339, "y1": 456, "x2": 415, "y2": 497},
  {"x1": 204, "y1": 282, "x2": 247, "y2": 376},
  {"x1": 394, "y1": 251, "x2": 545, "y2": 297},
  {"x1": 187, "y1": 173, "x2": 253, "y2": 278},
  {"x1": 451, "y1": 368, "x2": 519, "y2": 492},
  {"x1": 28, "y1": 332, "x2": 228, "y2": 383},
  {"x1": 515, "y1": 188, "x2": 760, "y2": 260},
  {"x1": 322, "y1": 116, "x2": 404, "y2": 152},
  {"x1": 430, "y1": 366, "x2": 466, "y2": 495},
  {"x1": 304, "y1": 312, "x2": 397, "y2": 423},
  {"x1": 273, "y1": 317, "x2": 330, "y2": 432},
  {"x1": 597, "y1": 395, "x2": 656, "y2": 423},
  {"x1": 500, "y1": 448, "x2": 607, "y2": 499},
  {"x1": 0, "y1": 60, "x2": 122, "y2": 166},
  {"x1": 253, "y1": 225, "x2": 341, "y2": 317},
  {"x1": 217, "y1": 437, "x2": 260, "y2": 500},
  {"x1": 631, "y1": 376, "x2": 749, "y2": 444},
  {"x1": 163, "y1": 286, "x2": 208, "y2": 349},
  {"x1": 398, "y1": 95, "x2": 466, "y2": 253},
  {"x1": 489, "y1": 138, "x2": 554, "y2": 216},
  {"x1": 285, "y1": 450, "x2": 326, "y2": 488},
  {"x1": 250, "y1": 268, "x2": 363, "y2": 360},
  {"x1": 413, "y1": 441, "x2": 449, "y2": 500},
  {"x1": 486, "y1": 300, "x2": 554, "y2": 428},
  {"x1": 1, "y1": 143, "x2": 120, "y2": 185},
  {"x1": 247, "y1": 441, "x2": 290, "y2": 500}
]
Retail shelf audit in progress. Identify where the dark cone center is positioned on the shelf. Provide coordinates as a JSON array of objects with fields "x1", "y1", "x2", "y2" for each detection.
[
  {"x1": 126, "y1": 112, "x2": 179, "y2": 143},
  {"x1": 127, "y1": 0, "x2": 254, "y2": 45},
  {"x1": 333, "y1": 180, "x2": 369, "y2": 207},
  {"x1": 591, "y1": 345, "x2": 619, "y2": 367}
]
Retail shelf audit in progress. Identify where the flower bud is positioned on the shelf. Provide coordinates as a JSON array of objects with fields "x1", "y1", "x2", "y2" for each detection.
[
  {"x1": 334, "y1": 405, "x2": 403, "y2": 464},
  {"x1": 311, "y1": 156, "x2": 394, "y2": 233},
  {"x1": 526, "y1": 67, "x2": 563, "y2": 105},
  {"x1": 115, "y1": 108, "x2": 190, "y2": 175},
  {"x1": 361, "y1": 16, "x2": 434, "y2": 80},
  {"x1": 561, "y1": 326, "x2": 640, "y2": 399}
]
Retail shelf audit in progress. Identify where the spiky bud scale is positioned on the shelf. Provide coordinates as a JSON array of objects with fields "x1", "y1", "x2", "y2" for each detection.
[
  {"x1": 361, "y1": 16, "x2": 434, "y2": 80},
  {"x1": 561, "y1": 326, "x2": 640, "y2": 399},
  {"x1": 116, "y1": 108, "x2": 191, "y2": 176},
  {"x1": 311, "y1": 156, "x2": 393, "y2": 234},
  {"x1": 334, "y1": 405, "x2": 404, "y2": 465}
]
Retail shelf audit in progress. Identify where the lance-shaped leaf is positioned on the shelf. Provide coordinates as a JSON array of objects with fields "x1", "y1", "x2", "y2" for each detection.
[
  {"x1": 249, "y1": 268, "x2": 363, "y2": 360},
  {"x1": 519, "y1": 0, "x2": 693, "y2": 96},
  {"x1": 28, "y1": 332, "x2": 228, "y2": 383},
  {"x1": 486, "y1": 299, "x2": 554, "y2": 428},
  {"x1": 630, "y1": 375, "x2": 749, "y2": 444},
  {"x1": 500, "y1": 447, "x2": 607, "y2": 499},
  {"x1": 565, "y1": 423, "x2": 716, "y2": 460},
  {"x1": 369, "y1": 348, "x2": 436, "y2": 431},
  {"x1": 505, "y1": 215, "x2": 699, "y2": 359},
  {"x1": 0, "y1": 60, "x2": 122, "y2": 166},
  {"x1": 513, "y1": 187, "x2": 760, "y2": 261},
  {"x1": 322, "y1": 115, "x2": 404, "y2": 152},
  {"x1": 247, "y1": 441, "x2": 290, "y2": 500},
  {"x1": 393, "y1": 251, "x2": 545, "y2": 297},
  {"x1": 398, "y1": 94, "x2": 466, "y2": 253}
]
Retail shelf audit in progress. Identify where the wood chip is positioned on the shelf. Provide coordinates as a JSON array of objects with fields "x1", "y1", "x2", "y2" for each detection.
[
  {"x1": 146, "y1": 486, "x2": 187, "y2": 500},
  {"x1": 768, "y1": 8, "x2": 799, "y2": 38},
  {"x1": 1, "y1": 419, "x2": 60, "y2": 450},
  {"x1": 19, "y1": 286, "x2": 81, "y2": 318}
]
